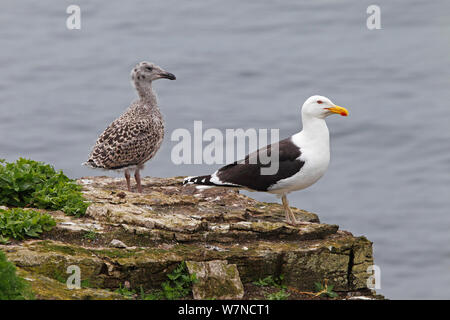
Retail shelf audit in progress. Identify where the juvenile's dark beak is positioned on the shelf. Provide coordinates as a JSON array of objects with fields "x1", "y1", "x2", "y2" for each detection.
[{"x1": 160, "y1": 72, "x2": 176, "y2": 80}]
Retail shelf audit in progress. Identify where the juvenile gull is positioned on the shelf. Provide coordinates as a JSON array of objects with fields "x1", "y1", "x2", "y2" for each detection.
[
  {"x1": 184, "y1": 96, "x2": 348, "y2": 225},
  {"x1": 84, "y1": 61, "x2": 176, "y2": 192}
]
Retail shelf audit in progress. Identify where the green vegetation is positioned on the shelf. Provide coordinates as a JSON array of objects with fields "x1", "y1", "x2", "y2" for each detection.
[
  {"x1": 0, "y1": 235, "x2": 9, "y2": 244},
  {"x1": 266, "y1": 289, "x2": 290, "y2": 300},
  {"x1": 139, "y1": 286, "x2": 164, "y2": 300},
  {"x1": 253, "y1": 275, "x2": 290, "y2": 300},
  {"x1": 81, "y1": 279, "x2": 92, "y2": 288},
  {"x1": 0, "y1": 208, "x2": 55, "y2": 240},
  {"x1": 52, "y1": 270, "x2": 67, "y2": 284},
  {"x1": 115, "y1": 284, "x2": 136, "y2": 299},
  {"x1": 114, "y1": 262, "x2": 198, "y2": 300},
  {"x1": 115, "y1": 285, "x2": 166, "y2": 300},
  {"x1": 314, "y1": 280, "x2": 339, "y2": 298},
  {"x1": 52, "y1": 269, "x2": 92, "y2": 289},
  {"x1": 253, "y1": 274, "x2": 286, "y2": 288},
  {"x1": 0, "y1": 250, "x2": 34, "y2": 300},
  {"x1": 161, "y1": 261, "x2": 198, "y2": 299},
  {"x1": 0, "y1": 158, "x2": 88, "y2": 216},
  {"x1": 82, "y1": 230, "x2": 98, "y2": 241}
]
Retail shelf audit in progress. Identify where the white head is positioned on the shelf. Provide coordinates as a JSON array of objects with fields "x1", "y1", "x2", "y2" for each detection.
[{"x1": 301, "y1": 95, "x2": 348, "y2": 119}]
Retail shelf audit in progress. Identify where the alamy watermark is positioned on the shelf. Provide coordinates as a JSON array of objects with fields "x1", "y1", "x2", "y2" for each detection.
[
  {"x1": 66, "y1": 5, "x2": 81, "y2": 30},
  {"x1": 367, "y1": 5, "x2": 381, "y2": 30},
  {"x1": 66, "y1": 265, "x2": 81, "y2": 289},
  {"x1": 66, "y1": 5, "x2": 381, "y2": 32},
  {"x1": 171, "y1": 121, "x2": 281, "y2": 175},
  {"x1": 367, "y1": 265, "x2": 381, "y2": 290}
]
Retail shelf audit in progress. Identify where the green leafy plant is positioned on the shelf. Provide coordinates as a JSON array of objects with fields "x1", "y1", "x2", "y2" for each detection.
[
  {"x1": 314, "y1": 280, "x2": 339, "y2": 298},
  {"x1": 266, "y1": 288, "x2": 290, "y2": 300},
  {"x1": 139, "y1": 286, "x2": 164, "y2": 300},
  {"x1": 52, "y1": 270, "x2": 67, "y2": 284},
  {"x1": 114, "y1": 262, "x2": 197, "y2": 300},
  {"x1": 0, "y1": 158, "x2": 89, "y2": 216},
  {"x1": 0, "y1": 250, "x2": 34, "y2": 300},
  {"x1": 81, "y1": 279, "x2": 92, "y2": 288},
  {"x1": 161, "y1": 261, "x2": 198, "y2": 300},
  {"x1": 0, "y1": 208, "x2": 56, "y2": 240},
  {"x1": 0, "y1": 235, "x2": 9, "y2": 244},
  {"x1": 83, "y1": 230, "x2": 98, "y2": 241},
  {"x1": 115, "y1": 284, "x2": 136, "y2": 299},
  {"x1": 253, "y1": 274, "x2": 286, "y2": 288}
]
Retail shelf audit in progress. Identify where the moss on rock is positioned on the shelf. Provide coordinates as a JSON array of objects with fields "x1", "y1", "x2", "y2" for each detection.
[{"x1": 0, "y1": 176, "x2": 378, "y2": 299}]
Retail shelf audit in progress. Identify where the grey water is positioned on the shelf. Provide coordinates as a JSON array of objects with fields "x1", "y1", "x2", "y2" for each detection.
[{"x1": 0, "y1": 0, "x2": 449, "y2": 299}]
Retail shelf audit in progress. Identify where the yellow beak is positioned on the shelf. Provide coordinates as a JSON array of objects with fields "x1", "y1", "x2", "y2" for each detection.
[{"x1": 326, "y1": 105, "x2": 349, "y2": 117}]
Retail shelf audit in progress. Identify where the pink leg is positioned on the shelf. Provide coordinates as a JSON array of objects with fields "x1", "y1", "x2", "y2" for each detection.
[
  {"x1": 134, "y1": 169, "x2": 142, "y2": 193},
  {"x1": 124, "y1": 170, "x2": 131, "y2": 192},
  {"x1": 282, "y1": 194, "x2": 312, "y2": 226}
]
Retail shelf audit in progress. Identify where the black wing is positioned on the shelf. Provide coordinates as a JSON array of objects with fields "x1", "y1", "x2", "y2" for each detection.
[{"x1": 216, "y1": 137, "x2": 305, "y2": 191}]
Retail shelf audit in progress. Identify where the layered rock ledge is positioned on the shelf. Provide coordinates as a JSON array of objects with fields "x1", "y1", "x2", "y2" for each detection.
[{"x1": 0, "y1": 176, "x2": 377, "y2": 300}]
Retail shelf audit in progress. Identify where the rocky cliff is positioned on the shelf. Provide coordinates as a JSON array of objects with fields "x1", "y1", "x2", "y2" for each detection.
[{"x1": 0, "y1": 176, "x2": 378, "y2": 300}]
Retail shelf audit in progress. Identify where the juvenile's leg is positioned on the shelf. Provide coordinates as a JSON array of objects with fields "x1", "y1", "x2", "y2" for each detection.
[
  {"x1": 134, "y1": 169, "x2": 142, "y2": 193},
  {"x1": 124, "y1": 170, "x2": 131, "y2": 192}
]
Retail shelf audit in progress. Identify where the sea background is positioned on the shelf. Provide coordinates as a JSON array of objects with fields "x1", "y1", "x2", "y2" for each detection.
[{"x1": 0, "y1": 0, "x2": 449, "y2": 299}]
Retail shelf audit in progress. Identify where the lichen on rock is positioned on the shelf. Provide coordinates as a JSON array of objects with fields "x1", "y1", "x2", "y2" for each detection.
[
  {"x1": 0, "y1": 176, "x2": 378, "y2": 299},
  {"x1": 186, "y1": 260, "x2": 244, "y2": 300}
]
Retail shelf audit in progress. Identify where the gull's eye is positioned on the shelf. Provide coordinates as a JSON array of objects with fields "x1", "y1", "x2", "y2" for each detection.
[
  {"x1": 317, "y1": 100, "x2": 323, "y2": 104},
  {"x1": 145, "y1": 66, "x2": 153, "y2": 72}
]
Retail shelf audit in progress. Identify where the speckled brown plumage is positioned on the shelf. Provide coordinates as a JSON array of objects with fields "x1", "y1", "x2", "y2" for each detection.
[
  {"x1": 85, "y1": 61, "x2": 176, "y2": 192},
  {"x1": 86, "y1": 103, "x2": 165, "y2": 170}
]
